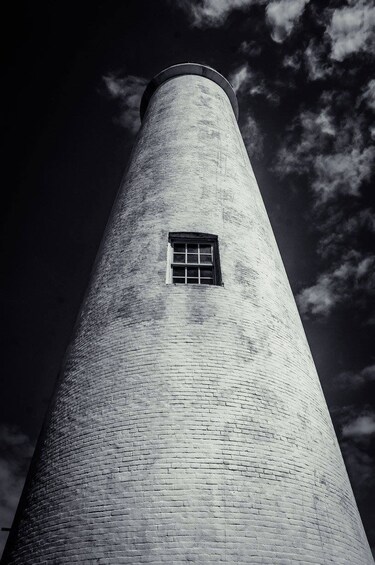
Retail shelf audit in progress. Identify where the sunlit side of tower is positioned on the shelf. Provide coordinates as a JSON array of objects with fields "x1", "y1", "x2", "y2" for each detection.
[{"x1": 3, "y1": 63, "x2": 373, "y2": 564}]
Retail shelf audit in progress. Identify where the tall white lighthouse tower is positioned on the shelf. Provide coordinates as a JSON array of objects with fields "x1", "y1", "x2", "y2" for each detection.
[{"x1": 3, "y1": 63, "x2": 373, "y2": 564}]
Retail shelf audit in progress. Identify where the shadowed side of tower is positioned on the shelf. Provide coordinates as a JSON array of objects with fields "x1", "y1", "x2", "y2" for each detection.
[{"x1": 3, "y1": 63, "x2": 373, "y2": 564}]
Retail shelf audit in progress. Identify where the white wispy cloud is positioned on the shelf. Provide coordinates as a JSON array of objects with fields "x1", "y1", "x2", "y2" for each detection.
[
  {"x1": 229, "y1": 64, "x2": 252, "y2": 93},
  {"x1": 342, "y1": 414, "x2": 375, "y2": 438},
  {"x1": 174, "y1": 0, "x2": 307, "y2": 41},
  {"x1": 336, "y1": 363, "x2": 375, "y2": 389},
  {"x1": 174, "y1": 0, "x2": 265, "y2": 28},
  {"x1": 239, "y1": 40, "x2": 262, "y2": 57},
  {"x1": 361, "y1": 79, "x2": 375, "y2": 112},
  {"x1": 241, "y1": 113, "x2": 264, "y2": 159},
  {"x1": 229, "y1": 64, "x2": 279, "y2": 104},
  {"x1": 282, "y1": 52, "x2": 302, "y2": 71},
  {"x1": 317, "y1": 208, "x2": 375, "y2": 259},
  {"x1": 266, "y1": 0, "x2": 310, "y2": 43},
  {"x1": 273, "y1": 76, "x2": 374, "y2": 319},
  {"x1": 304, "y1": 39, "x2": 334, "y2": 81},
  {"x1": 333, "y1": 405, "x2": 375, "y2": 505},
  {"x1": 0, "y1": 426, "x2": 34, "y2": 557},
  {"x1": 340, "y1": 436, "x2": 375, "y2": 497},
  {"x1": 313, "y1": 147, "x2": 375, "y2": 202},
  {"x1": 297, "y1": 251, "x2": 375, "y2": 317},
  {"x1": 327, "y1": 0, "x2": 375, "y2": 61},
  {"x1": 275, "y1": 94, "x2": 375, "y2": 203},
  {"x1": 228, "y1": 64, "x2": 266, "y2": 158},
  {"x1": 275, "y1": 104, "x2": 335, "y2": 176},
  {"x1": 297, "y1": 273, "x2": 336, "y2": 316},
  {"x1": 102, "y1": 73, "x2": 147, "y2": 134},
  {"x1": 331, "y1": 405, "x2": 375, "y2": 520}
]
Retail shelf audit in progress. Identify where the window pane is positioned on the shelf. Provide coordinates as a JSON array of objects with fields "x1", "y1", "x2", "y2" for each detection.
[
  {"x1": 170, "y1": 237, "x2": 219, "y2": 286},
  {"x1": 173, "y1": 267, "x2": 185, "y2": 277},
  {"x1": 173, "y1": 253, "x2": 185, "y2": 263},
  {"x1": 174, "y1": 243, "x2": 185, "y2": 252},
  {"x1": 187, "y1": 253, "x2": 198, "y2": 263},
  {"x1": 200, "y1": 268, "x2": 213, "y2": 278},
  {"x1": 187, "y1": 268, "x2": 198, "y2": 277}
]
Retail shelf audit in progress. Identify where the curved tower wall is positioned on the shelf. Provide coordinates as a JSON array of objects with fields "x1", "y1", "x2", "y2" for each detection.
[{"x1": 4, "y1": 65, "x2": 373, "y2": 564}]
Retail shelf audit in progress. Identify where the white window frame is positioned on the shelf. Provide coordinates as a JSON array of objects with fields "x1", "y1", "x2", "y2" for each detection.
[{"x1": 167, "y1": 233, "x2": 222, "y2": 286}]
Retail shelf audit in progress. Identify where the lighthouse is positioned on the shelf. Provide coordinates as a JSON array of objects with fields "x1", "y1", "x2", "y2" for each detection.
[{"x1": 3, "y1": 63, "x2": 373, "y2": 564}]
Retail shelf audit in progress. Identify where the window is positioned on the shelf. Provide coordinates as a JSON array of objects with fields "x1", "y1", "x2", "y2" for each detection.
[{"x1": 169, "y1": 233, "x2": 222, "y2": 286}]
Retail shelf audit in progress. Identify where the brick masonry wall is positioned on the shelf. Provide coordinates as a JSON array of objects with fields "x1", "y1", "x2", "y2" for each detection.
[{"x1": 3, "y1": 71, "x2": 373, "y2": 564}]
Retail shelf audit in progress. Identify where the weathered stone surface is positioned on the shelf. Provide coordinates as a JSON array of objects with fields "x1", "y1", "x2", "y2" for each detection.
[{"x1": 3, "y1": 65, "x2": 373, "y2": 564}]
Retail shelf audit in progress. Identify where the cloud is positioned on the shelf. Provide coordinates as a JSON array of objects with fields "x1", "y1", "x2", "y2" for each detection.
[
  {"x1": 304, "y1": 39, "x2": 333, "y2": 81},
  {"x1": 333, "y1": 406, "x2": 375, "y2": 496},
  {"x1": 239, "y1": 40, "x2": 262, "y2": 57},
  {"x1": 229, "y1": 64, "x2": 279, "y2": 104},
  {"x1": 175, "y1": 0, "x2": 308, "y2": 41},
  {"x1": 282, "y1": 52, "x2": 302, "y2": 72},
  {"x1": 297, "y1": 274, "x2": 336, "y2": 316},
  {"x1": 361, "y1": 79, "x2": 375, "y2": 112},
  {"x1": 340, "y1": 436, "x2": 375, "y2": 495},
  {"x1": 175, "y1": 0, "x2": 310, "y2": 41},
  {"x1": 297, "y1": 251, "x2": 375, "y2": 317},
  {"x1": 342, "y1": 414, "x2": 375, "y2": 438},
  {"x1": 275, "y1": 83, "x2": 375, "y2": 319},
  {"x1": 274, "y1": 104, "x2": 335, "y2": 176},
  {"x1": 275, "y1": 94, "x2": 375, "y2": 203},
  {"x1": 229, "y1": 64, "x2": 252, "y2": 93},
  {"x1": 228, "y1": 65, "x2": 266, "y2": 159},
  {"x1": 0, "y1": 426, "x2": 34, "y2": 557},
  {"x1": 102, "y1": 73, "x2": 148, "y2": 134},
  {"x1": 174, "y1": 0, "x2": 265, "y2": 28},
  {"x1": 240, "y1": 113, "x2": 264, "y2": 159},
  {"x1": 362, "y1": 365, "x2": 375, "y2": 380},
  {"x1": 313, "y1": 147, "x2": 375, "y2": 202},
  {"x1": 317, "y1": 208, "x2": 375, "y2": 259},
  {"x1": 266, "y1": 0, "x2": 309, "y2": 43},
  {"x1": 327, "y1": 1, "x2": 375, "y2": 61},
  {"x1": 336, "y1": 363, "x2": 375, "y2": 389}
]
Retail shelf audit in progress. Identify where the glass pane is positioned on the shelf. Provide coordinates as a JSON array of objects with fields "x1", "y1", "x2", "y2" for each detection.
[
  {"x1": 173, "y1": 278, "x2": 185, "y2": 284},
  {"x1": 187, "y1": 243, "x2": 198, "y2": 253},
  {"x1": 200, "y1": 254, "x2": 212, "y2": 264},
  {"x1": 187, "y1": 278, "x2": 199, "y2": 284},
  {"x1": 187, "y1": 253, "x2": 198, "y2": 263},
  {"x1": 173, "y1": 267, "x2": 185, "y2": 277},
  {"x1": 200, "y1": 244, "x2": 211, "y2": 255},
  {"x1": 200, "y1": 268, "x2": 213, "y2": 278},
  {"x1": 173, "y1": 243, "x2": 185, "y2": 252},
  {"x1": 173, "y1": 253, "x2": 185, "y2": 263},
  {"x1": 187, "y1": 268, "x2": 198, "y2": 277},
  {"x1": 200, "y1": 279, "x2": 213, "y2": 285}
]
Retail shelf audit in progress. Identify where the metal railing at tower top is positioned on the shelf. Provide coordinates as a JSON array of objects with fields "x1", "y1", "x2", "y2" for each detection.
[{"x1": 140, "y1": 62, "x2": 239, "y2": 121}]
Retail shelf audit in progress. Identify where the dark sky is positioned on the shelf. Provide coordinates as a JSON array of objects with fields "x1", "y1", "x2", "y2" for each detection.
[{"x1": 1, "y1": 0, "x2": 374, "y2": 557}]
